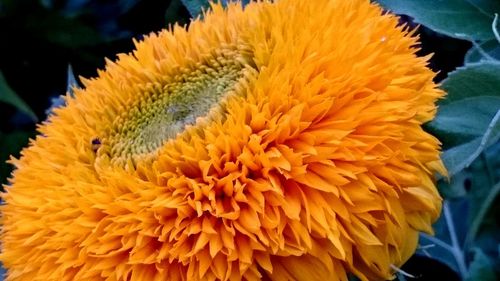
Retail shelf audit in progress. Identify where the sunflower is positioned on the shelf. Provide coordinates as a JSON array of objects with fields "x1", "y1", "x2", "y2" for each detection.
[{"x1": 0, "y1": 0, "x2": 446, "y2": 280}]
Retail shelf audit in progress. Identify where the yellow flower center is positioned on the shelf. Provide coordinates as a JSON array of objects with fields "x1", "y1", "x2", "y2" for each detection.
[{"x1": 101, "y1": 47, "x2": 254, "y2": 165}]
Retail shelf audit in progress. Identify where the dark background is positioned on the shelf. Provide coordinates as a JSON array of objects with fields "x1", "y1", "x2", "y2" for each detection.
[{"x1": 0, "y1": 1, "x2": 471, "y2": 280}]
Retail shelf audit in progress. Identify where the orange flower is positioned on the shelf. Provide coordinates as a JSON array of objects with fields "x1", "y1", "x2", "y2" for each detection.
[{"x1": 1, "y1": 0, "x2": 446, "y2": 280}]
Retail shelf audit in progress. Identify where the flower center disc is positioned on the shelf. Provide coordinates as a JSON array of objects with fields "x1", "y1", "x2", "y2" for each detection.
[{"x1": 102, "y1": 47, "x2": 253, "y2": 165}]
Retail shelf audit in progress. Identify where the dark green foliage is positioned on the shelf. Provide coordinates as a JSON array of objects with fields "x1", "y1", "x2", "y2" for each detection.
[
  {"x1": 0, "y1": 71, "x2": 37, "y2": 121},
  {"x1": 0, "y1": 130, "x2": 35, "y2": 185},
  {"x1": 0, "y1": 0, "x2": 191, "y2": 185},
  {"x1": 379, "y1": 1, "x2": 500, "y2": 280},
  {"x1": 378, "y1": 0, "x2": 499, "y2": 40}
]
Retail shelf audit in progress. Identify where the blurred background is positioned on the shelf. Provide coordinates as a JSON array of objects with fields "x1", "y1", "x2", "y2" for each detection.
[{"x1": 0, "y1": 0, "x2": 192, "y2": 182}]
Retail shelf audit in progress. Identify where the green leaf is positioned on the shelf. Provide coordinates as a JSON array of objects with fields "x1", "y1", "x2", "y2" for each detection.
[
  {"x1": 428, "y1": 63, "x2": 500, "y2": 162},
  {"x1": 454, "y1": 144, "x2": 500, "y2": 250},
  {"x1": 466, "y1": 0, "x2": 500, "y2": 16},
  {"x1": 431, "y1": 97, "x2": 500, "y2": 137},
  {"x1": 420, "y1": 201, "x2": 469, "y2": 278},
  {"x1": 466, "y1": 248, "x2": 497, "y2": 281},
  {"x1": 66, "y1": 64, "x2": 79, "y2": 95},
  {"x1": 46, "y1": 65, "x2": 79, "y2": 116},
  {"x1": 465, "y1": 181, "x2": 500, "y2": 250},
  {"x1": 461, "y1": 146, "x2": 500, "y2": 250},
  {"x1": 376, "y1": 0, "x2": 498, "y2": 40},
  {"x1": 465, "y1": 40, "x2": 500, "y2": 63},
  {"x1": 442, "y1": 138, "x2": 482, "y2": 176},
  {"x1": 0, "y1": 71, "x2": 37, "y2": 121},
  {"x1": 0, "y1": 130, "x2": 35, "y2": 185},
  {"x1": 180, "y1": 0, "x2": 210, "y2": 17},
  {"x1": 428, "y1": 96, "x2": 500, "y2": 150},
  {"x1": 165, "y1": 0, "x2": 189, "y2": 26},
  {"x1": 440, "y1": 62, "x2": 500, "y2": 104},
  {"x1": 438, "y1": 170, "x2": 469, "y2": 199},
  {"x1": 441, "y1": 109, "x2": 500, "y2": 176},
  {"x1": 427, "y1": 145, "x2": 500, "y2": 279}
]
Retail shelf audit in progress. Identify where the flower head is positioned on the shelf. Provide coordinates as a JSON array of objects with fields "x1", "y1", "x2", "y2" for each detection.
[{"x1": 1, "y1": 0, "x2": 445, "y2": 280}]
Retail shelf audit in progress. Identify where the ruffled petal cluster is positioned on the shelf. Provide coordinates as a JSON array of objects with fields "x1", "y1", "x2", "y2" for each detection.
[{"x1": 1, "y1": 0, "x2": 445, "y2": 280}]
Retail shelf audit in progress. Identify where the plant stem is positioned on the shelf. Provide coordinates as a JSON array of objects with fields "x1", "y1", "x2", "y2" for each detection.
[
  {"x1": 443, "y1": 201, "x2": 468, "y2": 279},
  {"x1": 493, "y1": 14, "x2": 500, "y2": 44},
  {"x1": 464, "y1": 182, "x2": 500, "y2": 250},
  {"x1": 420, "y1": 233, "x2": 454, "y2": 253}
]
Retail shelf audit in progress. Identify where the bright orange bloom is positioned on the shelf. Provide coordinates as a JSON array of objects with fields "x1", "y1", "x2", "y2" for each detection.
[{"x1": 1, "y1": 0, "x2": 446, "y2": 280}]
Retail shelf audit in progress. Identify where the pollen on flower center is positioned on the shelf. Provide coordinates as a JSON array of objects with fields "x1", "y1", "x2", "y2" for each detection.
[{"x1": 103, "y1": 47, "x2": 253, "y2": 165}]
